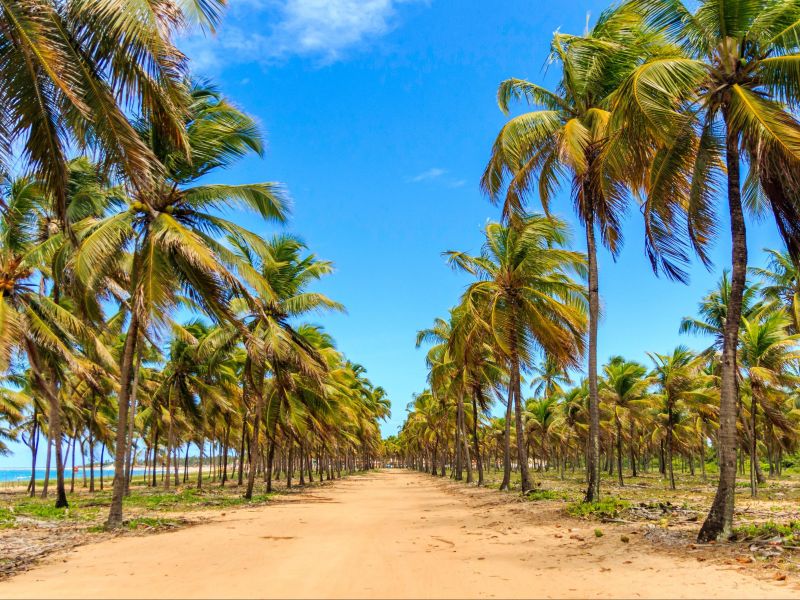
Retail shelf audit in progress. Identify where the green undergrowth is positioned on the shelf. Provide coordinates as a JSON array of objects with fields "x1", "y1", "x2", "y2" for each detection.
[
  {"x1": 524, "y1": 489, "x2": 570, "y2": 502},
  {"x1": 734, "y1": 520, "x2": 800, "y2": 542},
  {"x1": 567, "y1": 497, "x2": 630, "y2": 519},
  {"x1": 0, "y1": 485, "x2": 277, "y2": 530}
]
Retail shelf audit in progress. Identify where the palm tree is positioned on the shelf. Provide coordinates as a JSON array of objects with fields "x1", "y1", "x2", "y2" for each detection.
[
  {"x1": 75, "y1": 83, "x2": 289, "y2": 528},
  {"x1": 680, "y1": 271, "x2": 760, "y2": 351},
  {"x1": 530, "y1": 354, "x2": 571, "y2": 401},
  {"x1": 0, "y1": 382, "x2": 25, "y2": 455},
  {"x1": 416, "y1": 314, "x2": 473, "y2": 482},
  {"x1": 752, "y1": 249, "x2": 800, "y2": 333},
  {"x1": 600, "y1": 356, "x2": 650, "y2": 486},
  {"x1": 446, "y1": 214, "x2": 587, "y2": 493},
  {"x1": 0, "y1": 0, "x2": 226, "y2": 225},
  {"x1": 226, "y1": 234, "x2": 341, "y2": 499},
  {"x1": 648, "y1": 347, "x2": 705, "y2": 490},
  {"x1": 738, "y1": 311, "x2": 800, "y2": 497},
  {"x1": 524, "y1": 395, "x2": 561, "y2": 472},
  {"x1": 617, "y1": 0, "x2": 800, "y2": 542},
  {"x1": 481, "y1": 8, "x2": 661, "y2": 501},
  {"x1": 0, "y1": 172, "x2": 115, "y2": 507}
]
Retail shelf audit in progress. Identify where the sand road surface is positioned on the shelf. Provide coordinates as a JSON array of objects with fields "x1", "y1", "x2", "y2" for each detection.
[{"x1": 1, "y1": 470, "x2": 797, "y2": 599}]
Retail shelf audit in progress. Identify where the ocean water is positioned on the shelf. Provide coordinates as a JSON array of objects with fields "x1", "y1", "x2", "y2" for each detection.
[{"x1": 0, "y1": 468, "x2": 145, "y2": 483}]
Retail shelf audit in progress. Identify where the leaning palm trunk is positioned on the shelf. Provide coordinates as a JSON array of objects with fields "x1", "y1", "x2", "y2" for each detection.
[
  {"x1": 48, "y1": 382, "x2": 68, "y2": 508},
  {"x1": 107, "y1": 305, "x2": 141, "y2": 527},
  {"x1": 123, "y1": 347, "x2": 143, "y2": 495},
  {"x1": 28, "y1": 343, "x2": 68, "y2": 507},
  {"x1": 698, "y1": 121, "x2": 746, "y2": 542}
]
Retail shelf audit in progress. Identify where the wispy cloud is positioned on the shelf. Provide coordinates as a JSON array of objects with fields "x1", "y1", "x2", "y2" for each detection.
[
  {"x1": 182, "y1": 0, "x2": 424, "y2": 71},
  {"x1": 410, "y1": 167, "x2": 446, "y2": 183},
  {"x1": 408, "y1": 168, "x2": 467, "y2": 188}
]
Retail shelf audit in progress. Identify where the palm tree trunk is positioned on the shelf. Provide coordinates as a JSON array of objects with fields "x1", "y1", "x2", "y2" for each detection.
[
  {"x1": 511, "y1": 352, "x2": 531, "y2": 493},
  {"x1": 458, "y1": 390, "x2": 473, "y2": 483},
  {"x1": 615, "y1": 413, "x2": 624, "y2": 487},
  {"x1": 107, "y1": 310, "x2": 140, "y2": 527},
  {"x1": 151, "y1": 426, "x2": 159, "y2": 487},
  {"x1": 165, "y1": 397, "x2": 174, "y2": 490},
  {"x1": 454, "y1": 403, "x2": 462, "y2": 481},
  {"x1": 265, "y1": 438, "x2": 275, "y2": 493},
  {"x1": 472, "y1": 388, "x2": 484, "y2": 485},
  {"x1": 99, "y1": 444, "x2": 105, "y2": 490},
  {"x1": 123, "y1": 346, "x2": 143, "y2": 495},
  {"x1": 237, "y1": 418, "x2": 247, "y2": 486},
  {"x1": 245, "y1": 359, "x2": 262, "y2": 500},
  {"x1": 699, "y1": 119, "x2": 745, "y2": 543},
  {"x1": 629, "y1": 421, "x2": 637, "y2": 478},
  {"x1": 667, "y1": 406, "x2": 676, "y2": 490},
  {"x1": 584, "y1": 217, "x2": 601, "y2": 503},
  {"x1": 221, "y1": 418, "x2": 231, "y2": 486},
  {"x1": 29, "y1": 408, "x2": 39, "y2": 497},
  {"x1": 197, "y1": 438, "x2": 204, "y2": 489},
  {"x1": 287, "y1": 444, "x2": 294, "y2": 489},
  {"x1": 750, "y1": 396, "x2": 758, "y2": 498},
  {"x1": 500, "y1": 386, "x2": 513, "y2": 491},
  {"x1": 700, "y1": 428, "x2": 707, "y2": 482}
]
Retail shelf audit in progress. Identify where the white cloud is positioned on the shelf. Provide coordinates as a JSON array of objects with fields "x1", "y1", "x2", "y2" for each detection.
[
  {"x1": 410, "y1": 167, "x2": 446, "y2": 182},
  {"x1": 408, "y1": 168, "x2": 468, "y2": 189},
  {"x1": 182, "y1": 0, "x2": 423, "y2": 70}
]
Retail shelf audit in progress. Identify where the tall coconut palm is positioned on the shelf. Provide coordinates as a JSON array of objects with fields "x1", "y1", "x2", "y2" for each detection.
[
  {"x1": 482, "y1": 8, "x2": 661, "y2": 501},
  {"x1": 446, "y1": 214, "x2": 587, "y2": 493},
  {"x1": 617, "y1": 0, "x2": 800, "y2": 541},
  {"x1": 75, "y1": 83, "x2": 288, "y2": 528},
  {"x1": 0, "y1": 172, "x2": 115, "y2": 507}
]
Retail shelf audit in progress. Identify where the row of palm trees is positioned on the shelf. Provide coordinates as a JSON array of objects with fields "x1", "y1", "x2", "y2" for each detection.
[
  {"x1": 395, "y1": 246, "x2": 800, "y2": 509},
  {"x1": 0, "y1": 1, "x2": 389, "y2": 529},
  {"x1": 399, "y1": 0, "x2": 800, "y2": 541}
]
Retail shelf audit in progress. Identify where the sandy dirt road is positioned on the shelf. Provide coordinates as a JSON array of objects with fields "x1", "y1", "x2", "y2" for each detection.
[{"x1": 1, "y1": 470, "x2": 797, "y2": 599}]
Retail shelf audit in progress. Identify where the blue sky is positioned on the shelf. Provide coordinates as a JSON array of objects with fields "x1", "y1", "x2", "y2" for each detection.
[{"x1": 0, "y1": 0, "x2": 786, "y2": 466}]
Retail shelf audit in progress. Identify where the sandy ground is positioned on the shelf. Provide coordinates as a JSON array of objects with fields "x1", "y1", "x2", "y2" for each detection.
[{"x1": 1, "y1": 470, "x2": 798, "y2": 599}]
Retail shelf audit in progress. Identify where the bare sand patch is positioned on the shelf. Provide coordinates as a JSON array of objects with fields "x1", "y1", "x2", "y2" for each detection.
[{"x1": 1, "y1": 470, "x2": 797, "y2": 599}]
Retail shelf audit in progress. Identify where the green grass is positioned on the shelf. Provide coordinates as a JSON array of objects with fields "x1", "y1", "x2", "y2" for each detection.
[
  {"x1": 524, "y1": 489, "x2": 569, "y2": 502},
  {"x1": 0, "y1": 506, "x2": 14, "y2": 528},
  {"x1": 734, "y1": 521, "x2": 800, "y2": 541},
  {"x1": 0, "y1": 482, "x2": 276, "y2": 533},
  {"x1": 567, "y1": 497, "x2": 630, "y2": 519}
]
